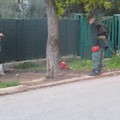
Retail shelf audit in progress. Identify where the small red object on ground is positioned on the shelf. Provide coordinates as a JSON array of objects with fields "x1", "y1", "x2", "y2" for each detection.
[{"x1": 59, "y1": 61, "x2": 68, "y2": 69}]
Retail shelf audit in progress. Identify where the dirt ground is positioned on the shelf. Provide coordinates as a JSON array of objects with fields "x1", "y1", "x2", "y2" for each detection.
[
  {"x1": 0, "y1": 67, "x2": 91, "y2": 83},
  {"x1": 0, "y1": 59, "x2": 113, "y2": 84},
  {"x1": 1, "y1": 67, "x2": 120, "y2": 88},
  {"x1": 0, "y1": 70, "x2": 45, "y2": 82}
]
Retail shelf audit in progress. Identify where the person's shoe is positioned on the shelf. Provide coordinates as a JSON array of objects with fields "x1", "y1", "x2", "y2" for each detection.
[{"x1": 89, "y1": 69, "x2": 101, "y2": 76}]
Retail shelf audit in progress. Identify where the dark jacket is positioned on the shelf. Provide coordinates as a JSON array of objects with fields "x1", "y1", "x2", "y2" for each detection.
[
  {"x1": 95, "y1": 20, "x2": 109, "y2": 39},
  {"x1": 90, "y1": 22, "x2": 98, "y2": 47},
  {"x1": 90, "y1": 20, "x2": 109, "y2": 49}
]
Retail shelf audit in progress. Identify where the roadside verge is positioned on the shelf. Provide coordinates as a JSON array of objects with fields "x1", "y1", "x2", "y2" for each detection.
[{"x1": 0, "y1": 70, "x2": 120, "y2": 95}]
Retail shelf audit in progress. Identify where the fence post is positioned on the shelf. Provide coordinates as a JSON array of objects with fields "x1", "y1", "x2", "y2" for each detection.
[
  {"x1": 74, "y1": 14, "x2": 94, "y2": 59},
  {"x1": 118, "y1": 15, "x2": 120, "y2": 53},
  {"x1": 101, "y1": 16, "x2": 114, "y2": 57},
  {"x1": 113, "y1": 14, "x2": 120, "y2": 53},
  {"x1": 74, "y1": 13, "x2": 83, "y2": 57}
]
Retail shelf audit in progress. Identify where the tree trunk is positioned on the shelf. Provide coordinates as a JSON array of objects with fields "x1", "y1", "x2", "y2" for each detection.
[{"x1": 45, "y1": 0, "x2": 61, "y2": 79}]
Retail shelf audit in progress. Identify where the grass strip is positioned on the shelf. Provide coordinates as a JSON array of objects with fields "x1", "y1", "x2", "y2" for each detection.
[{"x1": 0, "y1": 80, "x2": 20, "y2": 88}]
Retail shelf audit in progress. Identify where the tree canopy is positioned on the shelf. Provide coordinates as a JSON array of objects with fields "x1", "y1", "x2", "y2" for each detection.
[
  {"x1": 0, "y1": 0, "x2": 120, "y2": 19},
  {"x1": 55, "y1": 0, "x2": 112, "y2": 18}
]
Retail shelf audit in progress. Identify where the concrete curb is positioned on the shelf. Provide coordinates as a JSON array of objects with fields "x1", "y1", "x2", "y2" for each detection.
[
  {"x1": 0, "y1": 70, "x2": 120, "y2": 95},
  {"x1": 28, "y1": 70, "x2": 120, "y2": 90},
  {"x1": 28, "y1": 76, "x2": 94, "y2": 90},
  {"x1": 0, "y1": 85, "x2": 28, "y2": 95}
]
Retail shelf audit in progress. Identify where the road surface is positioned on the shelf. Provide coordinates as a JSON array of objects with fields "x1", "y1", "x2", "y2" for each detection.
[{"x1": 0, "y1": 75, "x2": 120, "y2": 120}]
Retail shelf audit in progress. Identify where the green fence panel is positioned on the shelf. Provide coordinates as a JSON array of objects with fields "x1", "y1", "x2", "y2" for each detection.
[
  {"x1": 118, "y1": 16, "x2": 120, "y2": 52},
  {"x1": 0, "y1": 19, "x2": 4, "y2": 63},
  {"x1": 76, "y1": 14, "x2": 92, "y2": 59},
  {"x1": 16, "y1": 19, "x2": 24, "y2": 61},
  {"x1": 59, "y1": 19, "x2": 79, "y2": 56},
  {"x1": 66, "y1": 20, "x2": 79, "y2": 55},
  {"x1": 114, "y1": 15, "x2": 120, "y2": 53},
  {"x1": 35, "y1": 19, "x2": 48, "y2": 59},
  {"x1": 75, "y1": 14, "x2": 116, "y2": 59},
  {"x1": 80, "y1": 17, "x2": 91, "y2": 59},
  {"x1": 2, "y1": 19, "x2": 18, "y2": 62},
  {"x1": 75, "y1": 14, "x2": 92, "y2": 59},
  {"x1": 0, "y1": 15, "x2": 119, "y2": 62},
  {"x1": 59, "y1": 20, "x2": 67, "y2": 55},
  {"x1": 21, "y1": 19, "x2": 47, "y2": 60},
  {"x1": 0, "y1": 19, "x2": 79, "y2": 62},
  {"x1": 101, "y1": 17, "x2": 114, "y2": 57},
  {"x1": 114, "y1": 15, "x2": 118, "y2": 52}
]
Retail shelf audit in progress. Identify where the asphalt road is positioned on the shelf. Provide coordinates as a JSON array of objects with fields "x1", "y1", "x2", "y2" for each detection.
[{"x1": 0, "y1": 75, "x2": 120, "y2": 120}]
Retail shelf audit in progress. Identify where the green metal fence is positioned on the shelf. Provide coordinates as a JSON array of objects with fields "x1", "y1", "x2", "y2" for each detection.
[
  {"x1": 75, "y1": 14, "x2": 120, "y2": 59},
  {"x1": 0, "y1": 14, "x2": 120, "y2": 62},
  {"x1": 118, "y1": 15, "x2": 120, "y2": 52},
  {"x1": 0, "y1": 19, "x2": 79, "y2": 63},
  {"x1": 77, "y1": 14, "x2": 92, "y2": 59},
  {"x1": 113, "y1": 14, "x2": 120, "y2": 53},
  {"x1": 101, "y1": 16, "x2": 114, "y2": 57}
]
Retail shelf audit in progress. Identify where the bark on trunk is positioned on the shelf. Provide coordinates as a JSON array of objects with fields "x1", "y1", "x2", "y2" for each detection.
[{"x1": 45, "y1": 0, "x2": 61, "y2": 78}]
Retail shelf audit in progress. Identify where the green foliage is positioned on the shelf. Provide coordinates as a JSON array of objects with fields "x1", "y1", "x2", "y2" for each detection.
[
  {"x1": 103, "y1": 2, "x2": 111, "y2": 10},
  {"x1": 67, "y1": 55, "x2": 120, "y2": 71},
  {"x1": 0, "y1": 0, "x2": 19, "y2": 18},
  {"x1": 0, "y1": 0, "x2": 119, "y2": 19},
  {"x1": 14, "y1": 55, "x2": 120, "y2": 71},
  {"x1": 55, "y1": 0, "x2": 112, "y2": 18},
  {"x1": 0, "y1": 0, "x2": 118, "y2": 19},
  {"x1": 106, "y1": 0, "x2": 120, "y2": 15},
  {"x1": 0, "y1": 0, "x2": 46, "y2": 19},
  {"x1": 56, "y1": 2, "x2": 65, "y2": 17},
  {"x1": 67, "y1": 58, "x2": 92, "y2": 70},
  {"x1": 0, "y1": 80, "x2": 19, "y2": 88},
  {"x1": 70, "y1": 0, "x2": 111, "y2": 13},
  {"x1": 26, "y1": 0, "x2": 46, "y2": 18},
  {"x1": 106, "y1": 55, "x2": 120, "y2": 69}
]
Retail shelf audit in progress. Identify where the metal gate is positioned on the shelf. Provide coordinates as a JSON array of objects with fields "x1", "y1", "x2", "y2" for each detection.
[
  {"x1": 75, "y1": 14, "x2": 92, "y2": 59},
  {"x1": 113, "y1": 14, "x2": 120, "y2": 53},
  {"x1": 75, "y1": 14, "x2": 120, "y2": 59}
]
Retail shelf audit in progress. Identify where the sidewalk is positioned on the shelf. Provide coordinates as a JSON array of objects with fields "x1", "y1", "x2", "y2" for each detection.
[{"x1": 0, "y1": 70, "x2": 120, "y2": 95}]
